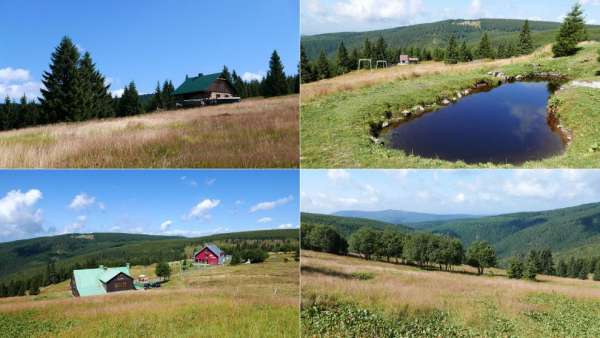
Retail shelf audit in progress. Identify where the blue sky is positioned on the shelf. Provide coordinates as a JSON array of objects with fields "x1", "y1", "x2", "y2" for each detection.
[
  {"x1": 0, "y1": 0, "x2": 299, "y2": 100},
  {"x1": 301, "y1": 169, "x2": 600, "y2": 215},
  {"x1": 0, "y1": 170, "x2": 299, "y2": 243},
  {"x1": 302, "y1": 0, "x2": 600, "y2": 35}
]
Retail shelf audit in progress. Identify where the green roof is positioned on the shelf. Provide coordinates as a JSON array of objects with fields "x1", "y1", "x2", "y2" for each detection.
[
  {"x1": 73, "y1": 266, "x2": 131, "y2": 297},
  {"x1": 173, "y1": 73, "x2": 222, "y2": 95}
]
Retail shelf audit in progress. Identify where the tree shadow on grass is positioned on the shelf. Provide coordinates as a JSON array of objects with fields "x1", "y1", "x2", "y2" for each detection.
[{"x1": 301, "y1": 265, "x2": 354, "y2": 279}]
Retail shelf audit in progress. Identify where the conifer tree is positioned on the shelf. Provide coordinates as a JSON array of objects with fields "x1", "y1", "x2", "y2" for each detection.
[
  {"x1": 374, "y1": 36, "x2": 387, "y2": 60},
  {"x1": 162, "y1": 81, "x2": 175, "y2": 109},
  {"x1": 315, "y1": 49, "x2": 331, "y2": 80},
  {"x1": 220, "y1": 65, "x2": 233, "y2": 83},
  {"x1": 477, "y1": 33, "x2": 494, "y2": 59},
  {"x1": 149, "y1": 81, "x2": 163, "y2": 111},
  {"x1": 497, "y1": 41, "x2": 507, "y2": 58},
  {"x1": 336, "y1": 41, "x2": 351, "y2": 75},
  {"x1": 518, "y1": 20, "x2": 534, "y2": 55},
  {"x1": 262, "y1": 50, "x2": 289, "y2": 97},
  {"x1": 594, "y1": 260, "x2": 600, "y2": 281},
  {"x1": 445, "y1": 35, "x2": 459, "y2": 64},
  {"x1": 118, "y1": 81, "x2": 142, "y2": 117},
  {"x1": 553, "y1": 3, "x2": 587, "y2": 57},
  {"x1": 363, "y1": 38, "x2": 373, "y2": 59},
  {"x1": 40, "y1": 36, "x2": 83, "y2": 123},
  {"x1": 459, "y1": 41, "x2": 473, "y2": 62},
  {"x1": 507, "y1": 257, "x2": 524, "y2": 279},
  {"x1": 350, "y1": 48, "x2": 360, "y2": 69},
  {"x1": 78, "y1": 52, "x2": 113, "y2": 120},
  {"x1": 300, "y1": 44, "x2": 313, "y2": 83},
  {"x1": 557, "y1": 259, "x2": 568, "y2": 277}
]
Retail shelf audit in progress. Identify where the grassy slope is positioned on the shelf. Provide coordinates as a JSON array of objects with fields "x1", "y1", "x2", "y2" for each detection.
[
  {"x1": 301, "y1": 251, "x2": 600, "y2": 337},
  {"x1": 0, "y1": 95, "x2": 299, "y2": 168},
  {"x1": 0, "y1": 253, "x2": 299, "y2": 338},
  {"x1": 301, "y1": 43, "x2": 600, "y2": 168},
  {"x1": 300, "y1": 212, "x2": 412, "y2": 238}
]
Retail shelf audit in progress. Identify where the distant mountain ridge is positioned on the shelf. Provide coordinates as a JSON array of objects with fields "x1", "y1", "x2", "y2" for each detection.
[
  {"x1": 302, "y1": 18, "x2": 600, "y2": 59},
  {"x1": 301, "y1": 212, "x2": 412, "y2": 238},
  {"x1": 332, "y1": 209, "x2": 480, "y2": 226}
]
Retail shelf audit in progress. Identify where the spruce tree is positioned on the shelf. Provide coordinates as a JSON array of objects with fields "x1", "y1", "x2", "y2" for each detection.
[
  {"x1": 40, "y1": 36, "x2": 83, "y2": 123},
  {"x1": 557, "y1": 259, "x2": 568, "y2": 277},
  {"x1": 336, "y1": 41, "x2": 351, "y2": 75},
  {"x1": 350, "y1": 48, "x2": 360, "y2": 69},
  {"x1": 300, "y1": 44, "x2": 313, "y2": 83},
  {"x1": 220, "y1": 65, "x2": 233, "y2": 83},
  {"x1": 459, "y1": 41, "x2": 473, "y2": 62},
  {"x1": 594, "y1": 260, "x2": 600, "y2": 281},
  {"x1": 374, "y1": 36, "x2": 387, "y2": 61},
  {"x1": 149, "y1": 81, "x2": 163, "y2": 111},
  {"x1": 524, "y1": 251, "x2": 538, "y2": 280},
  {"x1": 363, "y1": 38, "x2": 373, "y2": 59},
  {"x1": 518, "y1": 20, "x2": 534, "y2": 55},
  {"x1": 445, "y1": 35, "x2": 459, "y2": 64},
  {"x1": 477, "y1": 33, "x2": 494, "y2": 59},
  {"x1": 78, "y1": 52, "x2": 112, "y2": 120},
  {"x1": 316, "y1": 49, "x2": 331, "y2": 80},
  {"x1": 262, "y1": 50, "x2": 288, "y2": 97},
  {"x1": 162, "y1": 81, "x2": 175, "y2": 110},
  {"x1": 118, "y1": 82, "x2": 141, "y2": 116},
  {"x1": 553, "y1": 3, "x2": 587, "y2": 57},
  {"x1": 507, "y1": 257, "x2": 524, "y2": 279}
]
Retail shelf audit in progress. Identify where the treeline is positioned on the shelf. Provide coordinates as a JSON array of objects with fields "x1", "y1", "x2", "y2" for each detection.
[
  {"x1": 302, "y1": 225, "x2": 497, "y2": 275},
  {"x1": 301, "y1": 20, "x2": 535, "y2": 83},
  {"x1": 0, "y1": 38, "x2": 299, "y2": 132},
  {"x1": 507, "y1": 249, "x2": 600, "y2": 281}
]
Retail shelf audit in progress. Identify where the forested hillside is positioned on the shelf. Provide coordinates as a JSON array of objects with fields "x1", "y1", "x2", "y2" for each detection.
[
  {"x1": 0, "y1": 229, "x2": 298, "y2": 283},
  {"x1": 302, "y1": 18, "x2": 600, "y2": 60},
  {"x1": 301, "y1": 212, "x2": 412, "y2": 238},
  {"x1": 332, "y1": 209, "x2": 479, "y2": 225}
]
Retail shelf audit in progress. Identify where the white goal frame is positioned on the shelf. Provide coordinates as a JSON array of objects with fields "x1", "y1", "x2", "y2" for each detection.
[
  {"x1": 375, "y1": 60, "x2": 388, "y2": 69},
  {"x1": 358, "y1": 58, "x2": 372, "y2": 70}
]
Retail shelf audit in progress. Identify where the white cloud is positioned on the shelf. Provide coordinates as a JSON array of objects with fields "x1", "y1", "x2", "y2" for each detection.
[
  {"x1": 581, "y1": 0, "x2": 600, "y2": 5},
  {"x1": 469, "y1": 0, "x2": 483, "y2": 17},
  {"x1": 0, "y1": 189, "x2": 44, "y2": 238},
  {"x1": 68, "y1": 193, "x2": 96, "y2": 210},
  {"x1": 205, "y1": 178, "x2": 216, "y2": 186},
  {"x1": 241, "y1": 71, "x2": 265, "y2": 82},
  {"x1": 187, "y1": 199, "x2": 220, "y2": 219},
  {"x1": 257, "y1": 217, "x2": 272, "y2": 223},
  {"x1": 111, "y1": 88, "x2": 125, "y2": 98},
  {"x1": 452, "y1": 192, "x2": 466, "y2": 203},
  {"x1": 235, "y1": 200, "x2": 244, "y2": 205},
  {"x1": 327, "y1": 169, "x2": 350, "y2": 182},
  {"x1": 278, "y1": 223, "x2": 294, "y2": 229},
  {"x1": 130, "y1": 226, "x2": 144, "y2": 234},
  {"x1": 62, "y1": 215, "x2": 87, "y2": 234},
  {"x1": 250, "y1": 195, "x2": 293, "y2": 212},
  {"x1": 110, "y1": 226, "x2": 121, "y2": 232},
  {"x1": 160, "y1": 219, "x2": 173, "y2": 231},
  {"x1": 302, "y1": 0, "x2": 425, "y2": 34},
  {"x1": 0, "y1": 68, "x2": 31, "y2": 82}
]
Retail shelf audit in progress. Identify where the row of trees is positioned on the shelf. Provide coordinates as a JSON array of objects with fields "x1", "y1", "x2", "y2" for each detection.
[
  {"x1": 302, "y1": 225, "x2": 497, "y2": 275},
  {"x1": 0, "y1": 38, "x2": 299, "y2": 132},
  {"x1": 508, "y1": 249, "x2": 600, "y2": 281},
  {"x1": 301, "y1": 20, "x2": 534, "y2": 83}
]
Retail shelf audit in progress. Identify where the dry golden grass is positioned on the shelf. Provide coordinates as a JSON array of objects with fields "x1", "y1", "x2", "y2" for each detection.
[
  {"x1": 301, "y1": 251, "x2": 600, "y2": 325},
  {"x1": 0, "y1": 95, "x2": 298, "y2": 168},
  {"x1": 300, "y1": 56, "x2": 536, "y2": 103},
  {"x1": 0, "y1": 254, "x2": 299, "y2": 337}
]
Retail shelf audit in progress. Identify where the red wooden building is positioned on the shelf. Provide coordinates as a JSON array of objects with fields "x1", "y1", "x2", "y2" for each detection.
[{"x1": 193, "y1": 244, "x2": 225, "y2": 265}]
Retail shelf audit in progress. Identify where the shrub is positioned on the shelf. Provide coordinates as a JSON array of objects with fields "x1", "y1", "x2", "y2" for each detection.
[
  {"x1": 155, "y1": 261, "x2": 171, "y2": 279},
  {"x1": 507, "y1": 257, "x2": 524, "y2": 279},
  {"x1": 351, "y1": 271, "x2": 375, "y2": 280},
  {"x1": 230, "y1": 252, "x2": 241, "y2": 265}
]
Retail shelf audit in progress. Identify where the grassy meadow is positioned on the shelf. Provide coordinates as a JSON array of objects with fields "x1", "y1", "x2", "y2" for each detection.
[
  {"x1": 301, "y1": 250, "x2": 600, "y2": 337},
  {"x1": 300, "y1": 42, "x2": 600, "y2": 168},
  {"x1": 0, "y1": 95, "x2": 298, "y2": 168},
  {"x1": 0, "y1": 253, "x2": 299, "y2": 338}
]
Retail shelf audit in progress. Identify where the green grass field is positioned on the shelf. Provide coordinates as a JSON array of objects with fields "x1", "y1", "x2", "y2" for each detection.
[
  {"x1": 0, "y1": 253, "x2": 299, "y2": 338},
  {"x1": 300, "y1": 43, "x2": 600, "y2": 168},
  {"x1": 301, "y1": 251, "x2": 600, "y2": 337}
]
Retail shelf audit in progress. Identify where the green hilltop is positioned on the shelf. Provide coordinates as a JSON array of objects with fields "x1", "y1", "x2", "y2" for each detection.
[{"x1": 302, "y1": 18, "x2": 600, "y2": 60}]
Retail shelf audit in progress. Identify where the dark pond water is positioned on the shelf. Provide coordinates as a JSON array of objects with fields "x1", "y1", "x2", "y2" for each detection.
[{"x1": 385, "y1": 81, "x2": 565, "y2": 164}]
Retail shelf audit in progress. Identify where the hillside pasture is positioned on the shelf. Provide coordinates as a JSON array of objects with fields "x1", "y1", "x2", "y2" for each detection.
[
  {"x1": 0, "y1": 253, "x2": 299, "y2": 338},
  {"x1": 0, "y1": 95, "x2": 298, "y2": 168},
  {"x1": 301, "y1": 250, "x2": 600, "y2": 337}
]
